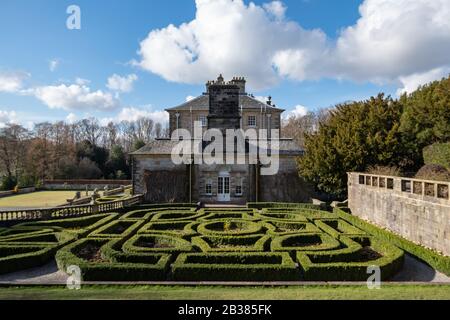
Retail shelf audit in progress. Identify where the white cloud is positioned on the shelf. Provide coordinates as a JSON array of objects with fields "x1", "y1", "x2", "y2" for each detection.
[
  {"x1": 49, "y1": 59, "x2": 60, "y2": 72},
  {"x1": 284, "y1": 105, "x2": 308, "y2": 119},
  {"x1": 136, "y1": 0, "x2": 450, "y2": 93},
  {"x1": 66, "y1": 112, "x2": 77, "y2": 124},
  {"x1": 32, "y1": 83, "x2": 120, "y2": 111},
  {"x1": 75, "y1": 78, "x2": 90, "y2": 86},
  {"x1": 186, "y1": 95, "x2": 196, "y2": 102},
  {"x1": 0, "y1": 71, "x2": 29, "y2": 93},
  {"x1": 136, "y1": 0, "x2": 326, "y2": 90},
  {"x1": 397, "y1": 67, "x2": 450, "y2": 96},
  {"x1": 101, "y1": 107, "x2": 169, "y2": 126},
  {"x1": 0, "y1": 110, "x2": 18, "y2": 127},
  {"x1": 263, "y1": 1, "x2": 286, "y2": 20},
  {"x1": 106, "y1": 74, "x2": 138, "y2": 92}
]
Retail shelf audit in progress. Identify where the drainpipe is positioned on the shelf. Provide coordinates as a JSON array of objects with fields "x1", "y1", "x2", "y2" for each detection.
[
  {"x1": 190, "y1": 106, "x2": 193, "y2": 134},
  {"x1": 189, "y1": 156, "x2": 193, "y2": 203}
]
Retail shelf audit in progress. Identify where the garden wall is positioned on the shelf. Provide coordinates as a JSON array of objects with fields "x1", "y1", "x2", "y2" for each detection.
[
  {"x1": 43, "y1": 180, "x2": 131, "y2": 191},
  {"x1": 0, "y1": 187, "x2": 35, "y2": 198},
  {"x1": 347, "y1": 172, "x2": 450, "y2": 256}
]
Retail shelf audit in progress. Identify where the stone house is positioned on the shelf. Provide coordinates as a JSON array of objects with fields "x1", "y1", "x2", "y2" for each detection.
[{"x1": 131, "y1": 75, "x2": 314, "y2": 204}]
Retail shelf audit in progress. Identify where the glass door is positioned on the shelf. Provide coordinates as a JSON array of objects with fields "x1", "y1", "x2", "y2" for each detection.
[{"x1": 217, "y1": 175, "x2": 231, "y2": 202}]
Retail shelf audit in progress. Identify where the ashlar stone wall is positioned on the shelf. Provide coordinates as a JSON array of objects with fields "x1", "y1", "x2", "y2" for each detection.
[{"x1": 348, "y1": 172, "x2": 450, "y2": 256}]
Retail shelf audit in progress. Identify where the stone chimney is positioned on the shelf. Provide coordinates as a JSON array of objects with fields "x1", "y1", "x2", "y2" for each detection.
[
  {"x1": 205, "y1": 75, "x2": 246, "y2": 94},
  {"x1": 229, "y1": 76, "x2": 246, "y2": 94}
]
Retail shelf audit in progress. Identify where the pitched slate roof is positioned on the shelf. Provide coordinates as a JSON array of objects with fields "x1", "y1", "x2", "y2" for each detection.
[
  {"x1": 130, "y1": 139, "x2": 181, "y2": 155},
  {"x1": 131, "y1": 138, "x2": 304, "y2": 156},
  {"x1": 165, "y1": 94, "x2": 285, "y2": 112}
]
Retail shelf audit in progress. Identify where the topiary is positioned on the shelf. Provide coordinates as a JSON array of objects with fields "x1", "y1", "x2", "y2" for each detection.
[{"x1": 415, "y1": 164, "x2": 450, "y2": 182}]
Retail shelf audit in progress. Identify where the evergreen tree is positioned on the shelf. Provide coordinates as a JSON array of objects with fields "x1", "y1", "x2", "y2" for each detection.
[{"x1": 299, "y1": 94, "x2": 409, "y2": 198}]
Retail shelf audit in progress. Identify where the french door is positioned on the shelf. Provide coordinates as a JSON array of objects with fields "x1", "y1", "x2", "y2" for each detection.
[{"x1": 217, "y1": 175, "x2": 230, "y2": 202}]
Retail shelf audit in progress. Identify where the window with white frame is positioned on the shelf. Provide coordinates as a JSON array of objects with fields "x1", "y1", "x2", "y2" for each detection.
[
  {"x1": 205, "y1": 179, "x2": 212, "y2": 195},
  {"x1": 199, "y1": 115, "x2": 207, "y2": 127},
  {"x1": 235, "y1": 178, "x2": 243, "y2": 196},
  {"x1": 247, "y1": 115, "x2": 256, "y2": 127}
]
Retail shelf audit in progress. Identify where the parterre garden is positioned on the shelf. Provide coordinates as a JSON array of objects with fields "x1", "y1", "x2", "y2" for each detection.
[{"x1": 0, "y1": 202, "x2": 410, "y2": 282}]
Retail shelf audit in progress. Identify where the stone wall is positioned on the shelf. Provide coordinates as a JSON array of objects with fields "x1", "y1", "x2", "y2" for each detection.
[
  {"x1": 132, "y1": 155, "x2": 186, "y2": 194},
  {"x1": 195, "y1": 162, "x2": 255, "y2": 205},
  {"x1": 348, "y1": 172, "x2": 450, "y2": 256},
  {"x1": 259, "y1": 156, "x2": 317, "y2": 203},
  {"x1": 43, "y1": 180, "x2": 130, "y2": 191}
]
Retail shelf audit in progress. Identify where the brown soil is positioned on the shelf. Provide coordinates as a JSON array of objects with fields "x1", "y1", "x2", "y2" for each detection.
[
  {"x1": 137, "y1": 240, "x2": 172, "y2": 249},
  {"x1": 76, "y1": 244, "x2": 106, "y2": 262},
  {"x1": 111, "y1": 224, "x2": 128, "y2": 234},
  {"x1": 289, "y1": 241, "x2": 321, "y2": 247},
  {"x1": 356, "y1": 246, "x2": 383, "y2": 261}
]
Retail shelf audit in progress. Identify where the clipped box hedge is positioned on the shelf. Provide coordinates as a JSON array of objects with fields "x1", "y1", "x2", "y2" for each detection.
[
  {"x1": 334, "y1": 207, "x2": 450, "y2": 276},
  {"x1": 137, "y1": 220, "x2": 198, "y2": 238},
  {"x1": 192, "y1": 234, "x2": 270, "y2": 252},
  {"x1": 297, "y1": 236, "x2": 404, "y2": 281},
  {"x1": 197, "y1": 219, "x2": 265, "y2": 236},
  {"x1": 271, "y1": 232, "x2": 341, "y2": 252},
  {"x1": 150, "y1": 211, "x2": 205, "y2": 222},
  {"x1": 247, "y1": 202, "x2": 321, "y2": 210},
  {"x1": 314, "y1": 219, "x2": 366, "y2": 238},
  {"x1": 0, "y1": 229, "x2": 76, "y2": 275},
  {"x1": 172, "y1": 252, "x2": 299, "y2": 281},
  {"x1": 263, "y1": 220, "x2": 321, "y2": 235},
  {"x1": 199, "y1": 211, "x2": 257, "y2": 221},
  {"x1": 55, "y1": 237, "x2": 171, "y2": 281},
  {"x1": 120, "y1": 207, "x2": 195, "y2": 220},
  {"x1": 16, "y1": 213, "x2": 117, "y2": 238},
  {"x1": 122, "y1": 233, "x2": 193, "y2": 254},
  {"x1": 88, "y1": 219, "x2": 144, "y2": 238}
]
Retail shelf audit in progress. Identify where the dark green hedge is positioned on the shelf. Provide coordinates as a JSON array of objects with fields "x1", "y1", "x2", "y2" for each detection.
[
  {"x1": 247, "y1": 202, "x2": 321, "y2": 210},
  {"x1": 172, "y1": 252, "x2": 299, "y2": 281},
  {"x1": 137, "y1": 221, "x2": 198, "y2": 239},
  {"x1": 192, "y1": 234, "x2": 270, "y2": 252},
  {"x1": 255, "y1": 211, "x2": 309, "y2": 222},
  {"x1": 88, "y1": 219, "x2": 144, "y2": 238},
  {"x1": 334, "y1": 207, "x2": 450, "y2": 276},
  {"x1": 120, "y1": 207, "x2": 195, "y2": 220},
  {"x1": 55, "y1": 237, "x2": 171, "y2": 281},
  {"x1": 314, "y1": 219, "x2": 366, "y2": 239},
  {"x1": 0, "y1": 245, "x2": 58, "y2": 275},
  {"x1": 151, "y1": 211, "x2": 205, "y2": 222},
  {"x1": 0, "y1": 229, "x2": 76, "y2": 275},
  {"x1": 199, "y1": 212, "x2": 257, "y2": 221},
  {"x1": 264, "y1": 220, "x2": 321, "y2": 235},
  {"x1": 197, "y1": 219, "x2": 265, "y2": 236},
  {"x1": 16, "y1": 213, "x2": 117, "y2": 238},
  {"x1": 122, "y1": 233, "x2": 193, "y2": 254},
  {"x1": 271, "y1": 232, "x2": 341, "y2": 252},
  {"x1": 297, "y1": 236, "x2": 404, "y2": 281}
]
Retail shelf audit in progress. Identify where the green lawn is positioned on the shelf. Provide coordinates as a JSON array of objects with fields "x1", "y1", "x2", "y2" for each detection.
[
  {"x1": 0, "y1": 191, "x2": 91, "y2": 208},
  {"x1": 0, "y1": 284, "x2": 449, "y2": 300}
]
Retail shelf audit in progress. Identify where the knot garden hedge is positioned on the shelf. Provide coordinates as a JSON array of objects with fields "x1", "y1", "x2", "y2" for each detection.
[{"x1": 0, "y1": 204, "x2": 406, "y2": 281}]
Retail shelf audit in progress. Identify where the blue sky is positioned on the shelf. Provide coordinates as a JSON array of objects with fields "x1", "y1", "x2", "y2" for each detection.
[{"x1": 0, "y1": 0, "x2": 449, "y2": 128}]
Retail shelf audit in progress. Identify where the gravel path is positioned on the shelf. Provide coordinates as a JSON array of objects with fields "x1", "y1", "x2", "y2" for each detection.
[{"x1": 0, "y1": 254, "x2": 448, "y2": 285}]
